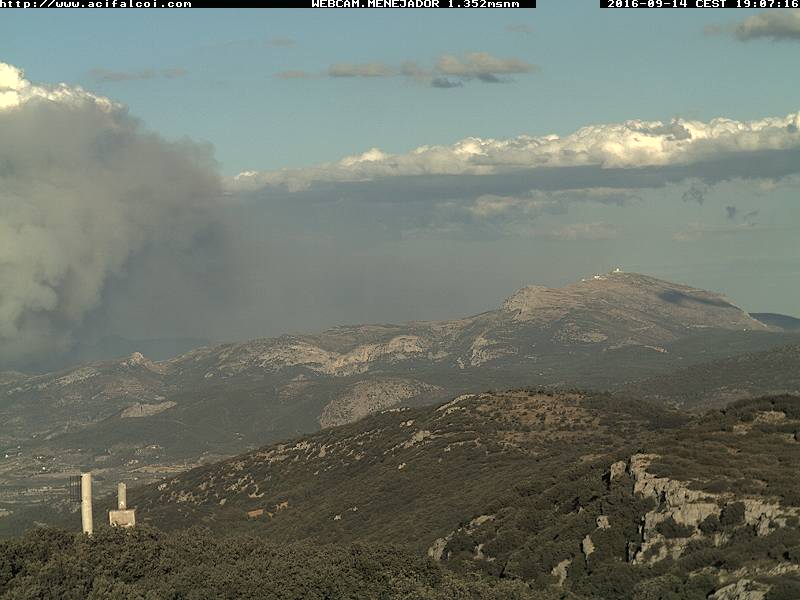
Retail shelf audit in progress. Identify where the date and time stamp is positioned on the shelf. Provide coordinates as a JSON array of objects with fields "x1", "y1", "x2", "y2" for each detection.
[
  {"x1": 2, "y1": 0, "x2": 799, "y2": 10},
  {"x1": 603, "y1": 0, "x2": 800, "y2": 8}
]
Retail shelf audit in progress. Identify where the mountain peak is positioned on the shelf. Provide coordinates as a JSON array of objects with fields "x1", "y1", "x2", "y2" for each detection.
[{"x1": 502, "y1": 271, "x2": 766, "y2": 335}]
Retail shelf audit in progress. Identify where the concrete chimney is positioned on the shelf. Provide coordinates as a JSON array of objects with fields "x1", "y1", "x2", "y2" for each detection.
[
  {"x1": 109, "y1": 480, "x2": 136, "y2": 528},
  {"x1": 118, "y1": 482, "x2": 127, "y2": 510},
  {"x1": 80, "y1": 472, "x2": 93, "y2": 535}
]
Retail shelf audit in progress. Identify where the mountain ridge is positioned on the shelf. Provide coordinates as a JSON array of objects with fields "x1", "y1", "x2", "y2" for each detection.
[{"x1": 1, "y1": 271, "x2": 796, "y2": 514}]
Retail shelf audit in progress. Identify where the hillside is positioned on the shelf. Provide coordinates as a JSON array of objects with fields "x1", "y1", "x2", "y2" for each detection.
[
  {"x1": 57, "y1": 391, "x2": 800, "y2": 599},
  {"x1": 752, "y1": 313, "x2": 800, "y2": 332},
  {"x1": 3, "y1": 391, "x2": 800, "y2": 598},
  {"x1": 623, "y1": 345, "x2": 800, "y2": 409},
  {"x1": 2, "y1": 271, "x2": 797, "y2": 511}
]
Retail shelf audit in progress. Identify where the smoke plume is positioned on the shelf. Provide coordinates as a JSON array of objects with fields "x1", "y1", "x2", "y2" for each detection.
[{"x1": 0, "y1": 63, "x2": 222, "y2": 367}]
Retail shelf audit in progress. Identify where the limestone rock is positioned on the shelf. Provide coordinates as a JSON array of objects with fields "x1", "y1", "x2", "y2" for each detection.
[
  {"x1": 708, "y1": 579, "x2": 768, "y2": 600},
  {"x1": 609, "y1": 460, "x2": 627, "y2": 482},
  {"x1": 551, "y1": 558, "x2": 572, "y2": 587},
  {"x1": 582, "y1": 535, "x2": 595, "y2": 561},
  {"x1": 319, "y1": 378, "x2": 441, "y2": 428}
]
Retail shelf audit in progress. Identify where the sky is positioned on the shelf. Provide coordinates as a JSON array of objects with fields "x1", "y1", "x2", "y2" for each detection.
[{"x1": 0, "y1": 3, "x2": 799, "y2": 369}]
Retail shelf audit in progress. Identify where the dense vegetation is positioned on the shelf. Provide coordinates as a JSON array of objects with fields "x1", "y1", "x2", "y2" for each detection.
[
  {"x1": 622, "y1": 345, "x2": 800, "y2": 409},
  {"x1": 0, "y1": 526, "x2": 534, "y2": 600}
]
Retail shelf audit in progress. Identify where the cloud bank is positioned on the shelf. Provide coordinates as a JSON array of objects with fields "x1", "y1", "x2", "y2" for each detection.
[
  {"x1": 0, "y1": 63, "x2": 222, "y2": 366},
  {"x1": 230, "y1": 111, "x2": 800, "y2": 193},
  {"x1": 707, "y1": 9, "x2": 800, "y2": 41},
  {"x1": 734, "y1": 9, "x2": 800, "y2": 41}
]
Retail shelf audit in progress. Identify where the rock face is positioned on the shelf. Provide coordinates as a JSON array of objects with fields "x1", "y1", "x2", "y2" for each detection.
[
  {"x1": 708, "y1": 579, "x2": 769, "y2": 600},
  {"x1": 551, "y1": 559, "x2": 571, "y2": 587},
  {"x1": 318, "y1": 378, "x2": 441, "y2": 428},
  {"x1": 625, "y1": 452, "x2": 800, "y2": 566},
  {"x1": 581, "y1": 535, "x2": 595, "y2": 561}
]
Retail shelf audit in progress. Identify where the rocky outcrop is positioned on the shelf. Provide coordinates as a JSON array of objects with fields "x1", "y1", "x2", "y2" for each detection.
[
  {"x1": 318, "y1": 378, "x2": 441, "y2": 428},
  {"x1": 608, "y1": 460, "x2": 627, "y2": 483},
  {"x1": 581, "y1": 535, "x2": 595, "y2": 561},
  {"x1": 708, "y1": 579, "x2": 769, "y2": 600},
  {"x1": 120, "y1": 401, "x2": 177, "y2": 418},
  {"x1": 624, "y1": 453, "x2": 800, "y2": 565},
  {"x1": 551, "y1": 559, "x2": 571, "y2": 587},
  {"x1": 427, "y1": 514, "x2": 496, "y2": 562}
]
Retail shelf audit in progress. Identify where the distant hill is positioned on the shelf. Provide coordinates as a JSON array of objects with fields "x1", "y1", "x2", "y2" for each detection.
[
  {"x1": 11, "y1": 390, "x2": 792, "y2": 600},
  {"x1": 2, "y1": 271, "x2": 798, "y2": 509},
  {"x1": 19, "y1": 334, "x2": 213, "y2": 374},
  {"x1": 622, "y1": 344, "x2": 800, "y2": 409},
  {"x1": 751, "y1": 312, "x2": 800, "y2": 331}
]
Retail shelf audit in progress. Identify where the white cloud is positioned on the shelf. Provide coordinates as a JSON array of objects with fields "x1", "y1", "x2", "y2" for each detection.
[
  {"x1": 0, "y1": 62, "x2": 115, "y2": 111},
  {"x1": 229, "y1": 111, "x2": 800, "y2": 193},
  {"x1": 734, "y1": 9, "x2": 800, "y2": 41}
]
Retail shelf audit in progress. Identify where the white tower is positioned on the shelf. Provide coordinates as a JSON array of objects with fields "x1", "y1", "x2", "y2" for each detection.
[
  {"x1": 80, "y1": 472, "x2": 93, "y2": 535},
  {"x1": 109, "y1": 481, "x2": 136, "y2": 528}
]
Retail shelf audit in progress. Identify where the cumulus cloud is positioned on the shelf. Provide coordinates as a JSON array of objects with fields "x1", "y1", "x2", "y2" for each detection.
[
  {"x1": 0, "y1": 63, "x2": 222, "y2": 366},
  {"x1": 706, "y1": 9, "x2": 800, "y2": 41},
  {"x1": 90, "y1": 67, "x2": 189, "y2": 82},
  {"x1": 230, "y1": 111, "x2": 800, "y2": 193}
]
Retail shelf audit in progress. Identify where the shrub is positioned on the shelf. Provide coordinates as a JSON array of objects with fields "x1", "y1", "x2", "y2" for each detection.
[
  {"x1": 656, "y1": 517, "x2": 695, "y2": 539},
  {"x1": 720, "y1": 502, "x2": 746, "y2": 527}
]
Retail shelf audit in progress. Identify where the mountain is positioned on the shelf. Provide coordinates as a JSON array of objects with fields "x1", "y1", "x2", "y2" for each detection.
[
  {"x1": 14, "y1": 335, "x2": 214, "y2": 375},
  {"x1": 623, "y1": 344, "x2": 800, "y2": 409},
  {"x1": 2, "y1": 271, "x2": 798, "y2": 510},
  {"x1": 14, "y1": 390, "x2": 799, "y2": 600},
  {"x1": 751, "y1": 313, "x2": 800, "y2": 332}
]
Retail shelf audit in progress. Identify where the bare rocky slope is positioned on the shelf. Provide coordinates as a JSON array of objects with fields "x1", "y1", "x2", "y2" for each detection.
[{"x1": 1, "y1": 271, "x2": 797, "y2": 510}]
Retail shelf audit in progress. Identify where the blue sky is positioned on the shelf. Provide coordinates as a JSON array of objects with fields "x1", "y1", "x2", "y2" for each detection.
[
  {"x1": 3, "y1": 4, "x2": 798, "y2": 173},
  {"x1": 0, "y1": 4, "x2": 799, "y2": 365}
]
